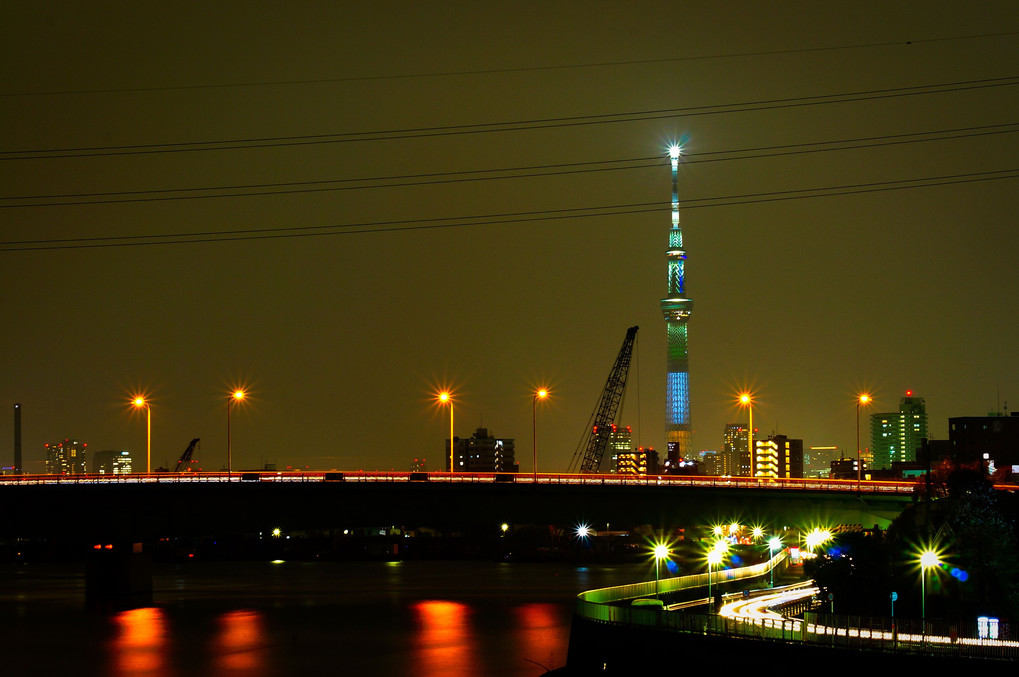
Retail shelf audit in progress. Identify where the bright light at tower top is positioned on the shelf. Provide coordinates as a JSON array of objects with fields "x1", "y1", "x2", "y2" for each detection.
[{"x1": 668, "y1": 144, "x2": 681, "y2": 159}]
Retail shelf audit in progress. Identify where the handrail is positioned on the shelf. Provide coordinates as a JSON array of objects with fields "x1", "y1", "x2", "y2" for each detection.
[
  {"x1": 0, "y1": 470, "x2": 941, "y2": 494},
  {"x1": 573, "y1": 552, "x2": 1018, "y2": 660}
]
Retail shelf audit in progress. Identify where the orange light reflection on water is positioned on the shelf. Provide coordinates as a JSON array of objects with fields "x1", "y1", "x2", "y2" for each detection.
[
  {"x1": 514, "y1": 603, "x2": 564, "y2": 672},
  {"x1": 412, "y1": 600, "x2": 479, "y2": 676},
  {"x1": 110, "y1": 607, "x2": 168, "y2": 677},
  {"x1": 214, "y1": 609, "x2": 269, "y2": 676}
]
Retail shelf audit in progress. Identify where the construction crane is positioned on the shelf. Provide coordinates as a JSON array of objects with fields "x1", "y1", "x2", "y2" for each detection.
[
  {"x1": 174, "y1": 438, "x2": 200, "y2": 472},
  {"x1": 568, "y1": 326, "x2": 639, "y2": 474}
]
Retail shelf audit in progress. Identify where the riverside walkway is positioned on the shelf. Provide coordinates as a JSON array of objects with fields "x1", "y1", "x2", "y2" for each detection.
[{"x1": 568, "y1": 551, "x2": 1017, "y2": 671}]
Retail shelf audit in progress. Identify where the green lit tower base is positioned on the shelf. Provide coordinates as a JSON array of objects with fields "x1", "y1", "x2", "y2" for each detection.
[{"x1": 661, "y1": 145, "x2": 693, "y2": 466}]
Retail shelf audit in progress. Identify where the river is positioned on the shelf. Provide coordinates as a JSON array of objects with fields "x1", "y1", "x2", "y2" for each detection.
[{"x1": 3, "y1": 559, "x2": 649, "y2": 675}]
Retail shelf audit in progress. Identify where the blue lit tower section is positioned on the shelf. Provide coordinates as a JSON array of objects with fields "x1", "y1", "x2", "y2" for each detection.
[{"x1": 660, "y1": 145, "x2": 693, "y2": 465}]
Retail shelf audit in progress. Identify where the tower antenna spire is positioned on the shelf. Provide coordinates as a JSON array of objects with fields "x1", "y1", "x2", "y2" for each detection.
[{"x1": 661, "y1": 144, "x2": 693, "y2": 468}]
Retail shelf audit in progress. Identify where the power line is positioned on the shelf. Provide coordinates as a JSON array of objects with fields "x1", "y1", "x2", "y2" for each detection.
[
  {"x1": 4, "y1": 30, "x2": 1016, "y2": 97},
  {"x1": 0, "y1": 156, "x2": 662, "y2": 207},
  {"x1": 3, "y1": 76, "x2": 1017, "y2": 160},
  {"x1": 3, "y1": 123, "x2": 1015, "y2": 208},
  {"x1": 2, "y1": 169, "x2": 1015, "y2": 253}
]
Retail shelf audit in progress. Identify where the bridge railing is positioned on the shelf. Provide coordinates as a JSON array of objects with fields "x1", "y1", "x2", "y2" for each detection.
[{"x1": 0, "y1": 470, "x2": 928, "y2": 494}]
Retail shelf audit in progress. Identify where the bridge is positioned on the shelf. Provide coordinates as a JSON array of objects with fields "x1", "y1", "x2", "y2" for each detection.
[{"x1": 2, "y1": 471, "x2": 916, "y2": 548}]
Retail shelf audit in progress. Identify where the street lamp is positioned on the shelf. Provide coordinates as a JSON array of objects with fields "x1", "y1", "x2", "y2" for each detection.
[
  {"x1": 856, "y1": 393, "x2": 872, "y2": 489},
  {"x1": 653, "y1": 543, "x2": 670, "y2": 599},
  {"x1": 437, "y1": 391, "x2": 454, "y2": 472},
  {"x1": 132, "y1": 396, "x2": 151, "y2": 474},
  {"x1": 738, "y1": 392, "x2": 754, "y2": 477},
  {"x1": 920, "y1": 549, "x2": 939, "y2": 627},
  {"x1": 768, "y1": 536, "x2": 782, "y2": 588},
  {"x1": 227, "y1": 389, "x2": 246, "y2": 477},
  {"x1": 804, "y1": 527, "x2": 832, "y2": 552},
  {"x1": 532, "y1": 388, "x2": 549, "y2": 482},
  {"x1": 707, "y1": 545, "x2": 725, "y2": 612}
]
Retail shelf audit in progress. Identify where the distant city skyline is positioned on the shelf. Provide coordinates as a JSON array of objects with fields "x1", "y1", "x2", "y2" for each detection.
[{"x1": 2, "y1": 4, "x2": 1016, "y2": 473}]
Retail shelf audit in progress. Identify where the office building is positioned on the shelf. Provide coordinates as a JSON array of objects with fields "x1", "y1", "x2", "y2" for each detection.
[
  {"x1": 44, "y1": 438, "x2": 87, "y2": 475},
  {"x1": 607, "y1": 424, "x2": 659, "y2": 474},
  {"x1": 723, "y1": 423, "x2": 750, "y2": 476},
  {"x1": 805, "y1": 446, "x2": 841, "y2": 478},
  {"x1": 447, "y1": 428, "x2": 516, "y2": 472},
  {"x1": 870, "y1": 391, "x2": 928, "y2": 468},
  {"x1": 753, "y1": 434, "x2": 804, "y2": 479},
  {"x1": 93, "y1": 449, "x2": 134, "y2": 475},
  {"x1": 949, "y1": 412, "x2": 1019, "y2": 476}
]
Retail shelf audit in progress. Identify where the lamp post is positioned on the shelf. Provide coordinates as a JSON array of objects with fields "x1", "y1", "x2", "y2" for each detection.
[
  {"x1": 738, "y1": 392, "x2": 754, "y2": 477},
  {"x1": 707, "y1": 547, "x2": 724, "y2": 612},
  {"x1": 532, "y1": 388, "x2": 548, "y2": 483},
  {"x1": 920, "y1": 549, "x2": 939, "y2": 628},
  {"x1": 438, "y1": 391, "x2": 454, "y2": 472},
  {"x1": 653, "y1": 543, "x2": 669, "y2": 599},
  {"x1": 768, "y1": 536, "x2": 782, "y2": 588},
  {"x1": 227, "y1": 389, "x2": 246, "y2": 478},
  {"x1": 856, "y1": 393, "x2": 872, "y2": 489},
  {"x1": 132, "y1": 396, "x2": 151, "y2": 474}
]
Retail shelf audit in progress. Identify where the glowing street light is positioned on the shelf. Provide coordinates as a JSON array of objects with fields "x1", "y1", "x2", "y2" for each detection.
[
  {"x1": 532, "y1": 387, "x2": 549, "y2": 482},
  {"x1": 737, "y1": 392, "x2": 755, "y2": 477},
  {"x1": 437, "y1": 391, "x2": 454, "y2": 472},
  {"x1": 804, "y1": 528, "x2": 832, "y2": 552},
  {"x1": 856, "y1": 393, "x2": 872, "y2": 489},
  {"x1": 707, "y1": 545, "x2": 725, "y2": 612},
  {"x1": 768, "y1": 536, "x2": 782, "y2": 588},
  {"x1": 920, "y1": 548, "x2": 940, "y2": 626},
  {"x1": 227, "y1": 389, "x2": 247, "y2": 477},
  {"x1": 132, "y1": 396, "x2": 151, "y2": 474},
  {"x1": 653, "y1": 543, "x2": 670, "y2": 599}
]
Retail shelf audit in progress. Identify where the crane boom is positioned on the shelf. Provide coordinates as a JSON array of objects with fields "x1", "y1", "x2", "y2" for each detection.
[
  {"x1": 175, "y1": 438, "x2": 200, "y2": 472},
  {"x1": 569, "y1": 326, "x2": 639, "y2": 473}
]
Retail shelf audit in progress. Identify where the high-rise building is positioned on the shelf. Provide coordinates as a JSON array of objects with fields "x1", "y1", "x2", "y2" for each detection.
[
  {"x1": 44, "y1": 438, "x2": 87, "y2": 475},
  {"x1": 700, "y1": 450, "x2": 720, "y2": 475},
  {"x1": 447, "y1": 428, "x2": 516, "y2": 472},
  {"x1": 608, "y1": 425, "x2": 632, "y2": 472},
  {"x1": 870, "y1": 391, "x2": 928, "y2": 468},
  {"x1": 805, "y1": 446, "x2": 841, "y2": 478},
  {"x1": 949, "y1": 413, "x2": 1019, "y2": 476},
  {"x1": 723, "y1": 423, "x2": 750, "y2": 476},
  {"x1": 753, "y1": 435, "x2": 804, "y2": 479},
  {"x1": 93, "y1": 449, "x2": 134, "y2": 475},
  {"x1": 660, "y1": 145, "x2": 693, "y2": 466}
]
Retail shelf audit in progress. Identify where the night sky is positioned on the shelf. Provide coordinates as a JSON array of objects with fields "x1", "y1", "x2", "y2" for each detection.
[{"x1": 3, "y1": 4, "x2": 1017, "y2": 474}]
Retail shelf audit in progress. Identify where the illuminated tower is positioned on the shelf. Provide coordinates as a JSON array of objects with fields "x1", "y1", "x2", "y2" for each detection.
[{"x1": 661, "y1": 145, "x2": 693, "y2": 466}]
